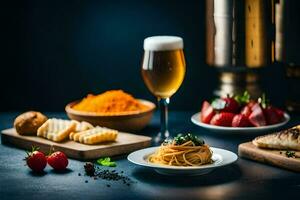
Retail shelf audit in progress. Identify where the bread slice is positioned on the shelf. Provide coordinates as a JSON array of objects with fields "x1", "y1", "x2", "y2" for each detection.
[
  {"x1": 253, "y1": 125, "x2": 300, "y2": 151},
  {"x1": 37, "y1": 118, "x2": 77, "y2": 142},
  {"x1": 71, "y1": 126, "x2": 118, "y2": 145}
]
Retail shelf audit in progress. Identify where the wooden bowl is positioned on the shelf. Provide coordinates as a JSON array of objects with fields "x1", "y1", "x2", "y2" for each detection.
[{"x1": 65, "y1": 99, "x2": 156, "y2": 132}]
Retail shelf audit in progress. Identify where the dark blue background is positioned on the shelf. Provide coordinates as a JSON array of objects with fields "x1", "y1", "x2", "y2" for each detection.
[{"x1": 1, "y1": 0, "x2": 290, "y2": 112}]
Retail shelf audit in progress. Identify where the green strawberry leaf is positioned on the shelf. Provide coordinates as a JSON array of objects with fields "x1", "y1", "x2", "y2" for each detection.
[
  {"x1": 234, "y1": 91, "x2": 250, "y2": 105},
  {"x1": 97, "y1": 157, "x2": 117, "y2": 167}
]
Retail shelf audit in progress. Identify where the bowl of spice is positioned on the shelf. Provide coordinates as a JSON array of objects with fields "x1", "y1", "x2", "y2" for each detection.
[{"x1": 65, "y1": 90, "x2": 156, "y2": 132}]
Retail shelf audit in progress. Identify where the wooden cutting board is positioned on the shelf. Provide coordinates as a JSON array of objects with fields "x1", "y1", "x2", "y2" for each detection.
[
  {"x1": 238, "y1": 142, "x2": 300, "y2": 172},
  {"x1": 1, "y1": 128, "x2": 151, "y2": 160}
]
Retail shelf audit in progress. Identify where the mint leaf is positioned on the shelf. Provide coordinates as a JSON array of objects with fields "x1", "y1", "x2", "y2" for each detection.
[{"x1": 97, "y1": 157, "x2": 117, "y2": 167}]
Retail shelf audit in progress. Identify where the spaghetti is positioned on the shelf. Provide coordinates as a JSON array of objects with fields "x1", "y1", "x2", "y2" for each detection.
[{"x1": 148, "y1": 134, "x2": 213, "y2": 166}]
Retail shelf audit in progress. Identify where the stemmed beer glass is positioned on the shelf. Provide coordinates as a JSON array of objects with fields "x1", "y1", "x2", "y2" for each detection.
[{"x1": 141, "y1": 36, "x2": 186, "y2": 143}]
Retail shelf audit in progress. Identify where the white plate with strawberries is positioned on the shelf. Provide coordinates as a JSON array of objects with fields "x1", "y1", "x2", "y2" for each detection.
[
  {"x1": 191, "y1": 92, "x2": 290, "y2": 134},
  {"x1": 191, "y1": 112, "x2": 290, "y2": 134}
]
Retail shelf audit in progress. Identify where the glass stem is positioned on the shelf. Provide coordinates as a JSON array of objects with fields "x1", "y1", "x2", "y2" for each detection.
[{"x1": 158, "y1": 97, "x2": 170, "y2": 139}]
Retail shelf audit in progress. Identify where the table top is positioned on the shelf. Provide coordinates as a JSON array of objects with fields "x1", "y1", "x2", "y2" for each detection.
[{"x1": 0, "y1": 111, "x2": 299, "y2": 200}]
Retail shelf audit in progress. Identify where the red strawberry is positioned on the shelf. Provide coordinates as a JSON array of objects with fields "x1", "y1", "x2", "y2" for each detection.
[
  {"x1": 47, "y1": 151, "x2": 68, "y2": 171},
  {"x1": 25, "y1": 147, "x2": 47, "y2": 172},
  {"x1": 232, "y1": 114, "x2": 251, "y2": 127},
  {"x1": 264, "y1": 106, "x2": 283, "y2": 125},
  {"x1": 201, "y1": 101, "x2": 215, "y2": 124},
  {"x1": 249, "y1": 103, "x2": 266, "y2": 127},
  {"x1": 210, "y1": 112, "x2": 235, "y2": 127},
  {"x1": 211, "y1": 97, "x2": 239, "y2": 113},
  {"x1": 240, "y1": 105, "x2": 252, "y2": 117},
  {"x1": 221, "y1": 97, "x2": 240, "y2": 113},
  {"x1": 275, "y1": 108, "x2": 285, "y2": 121},
  {"x1": 247, "y1": 100, "x2": 256, "y2": 109}
]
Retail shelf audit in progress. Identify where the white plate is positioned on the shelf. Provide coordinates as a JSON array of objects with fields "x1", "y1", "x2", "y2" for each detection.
[
  {"x1": 191, "y1": 112, "x2": 290, "y2": 135},
  {"x1": 127, "y1": 146, "x2": 238, "y2": 176}
]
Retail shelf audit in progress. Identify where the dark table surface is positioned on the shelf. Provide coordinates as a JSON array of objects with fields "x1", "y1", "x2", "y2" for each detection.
[{"x1": 0, "y1": 111, "x2": 299, "y2": 200}]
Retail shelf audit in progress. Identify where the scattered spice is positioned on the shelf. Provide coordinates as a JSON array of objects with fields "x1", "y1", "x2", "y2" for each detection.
[
  {"x1": 279, "y1": 152, "x2": 282, "y2": 154},
  {"x1": 285, "y1": 150, "x2": 296, "y2": 158},
  {"x1": 78, "y1": 173, "x2": 81, "y2": 176},
  {"x1": 94, "y1": 169, "x2": 132, "y2": 184},
  {"x1": 106, "y1": 184, "x2": 111, "y2": 187},
  {"x1": 73, "y1": 90, "x2": 150, "y2": 114},
  {"x1": 85, "y1": 180, "x2": 88, "y2": 183},
  {"x1": 83, "y1": 162, "x2": 135, "y2": 186},
  {"x1": 84, "y1": 162, "x2": 95, "y2": 176}
]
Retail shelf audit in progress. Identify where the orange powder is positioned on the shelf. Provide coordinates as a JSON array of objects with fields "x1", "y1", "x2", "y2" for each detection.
[{"x1": 72, "y1": 90, "x2": 149, "y2": 114}]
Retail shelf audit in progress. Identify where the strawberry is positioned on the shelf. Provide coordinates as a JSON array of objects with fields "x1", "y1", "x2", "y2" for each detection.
[
  {"x1": 222, "y1": 97, "x2": 240, "y2": 113},
  {"x1": 264, "y1": 106, "x2": 282, "y2": 125},
  {"x1": 232, "y1": 114, "x2": 251, "y2": 127},
  {"x1": 210, "y1": 112, "x2": 235, "y2": 127},
  {"x1": 47, "y1": 151, "x2": 68, "y2": 171},
  {"x1": 275, "y1": 108, "x2": 285, "y2": 121},
  {"x1": 247, "y1": 100, "x2": 256, "y2": 109},
  {"x1": 25, "y1": 147, "x2": 47, "y2": 172},
  {"x1": 248, "y1": 103, "x2": 266, "y2": 127},
  {"x1": 240, "y1": 105, "x2": 252, "y2": 117},
  {"x1": 200, "y1": 101, "x2": 215, "y2": 124},
  {"x1": 211, "y1": 98, "x2": 239, "y2": 113}
]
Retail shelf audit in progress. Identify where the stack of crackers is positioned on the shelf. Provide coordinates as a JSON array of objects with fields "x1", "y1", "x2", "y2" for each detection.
[{"x1": 37, "y1": 118, "x2": 118, "y2": 144}]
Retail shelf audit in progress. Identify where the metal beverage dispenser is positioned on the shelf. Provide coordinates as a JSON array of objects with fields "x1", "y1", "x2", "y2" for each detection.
[
  {"x1": 275, "y1": 0, "x2": 300, "y2": 112},
  {"x1": 206, "y1": 0, "x2": 275, "y2": 98}
]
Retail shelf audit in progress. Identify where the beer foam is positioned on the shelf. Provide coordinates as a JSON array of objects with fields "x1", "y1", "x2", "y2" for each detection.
[{"x1": 144, "y1": 36, "x2": 183, "y2": 51}]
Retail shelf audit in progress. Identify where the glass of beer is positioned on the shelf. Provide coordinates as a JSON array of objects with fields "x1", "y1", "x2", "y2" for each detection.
[{"x1": 141, "y1": 36, "x2": 186, "y2": 143}]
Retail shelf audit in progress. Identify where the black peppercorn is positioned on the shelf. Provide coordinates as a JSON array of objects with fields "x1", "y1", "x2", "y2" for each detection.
[{"x1": 84, "y1": 162, "x2": 95, "y2": 176}]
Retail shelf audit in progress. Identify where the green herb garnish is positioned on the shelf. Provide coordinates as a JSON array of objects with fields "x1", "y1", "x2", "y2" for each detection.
[
  {"x1": 234, "y1": 91, "x2": 250, "y2": 105},
  {"x1": 258, "y1": 93, "x2": 270, "y2": 109},
  {"x1": 97, "y1": 157, "x2": 117, "y2": 167},
  {"x1": 285, "y1": 151, "x2": 295, "y2": 158},
  {"x1": 163, "y1": 138, "x2": 172, "y2": 145},
  {"x1": 173, "y1": 133, "x2": 204, "y2": 146}
]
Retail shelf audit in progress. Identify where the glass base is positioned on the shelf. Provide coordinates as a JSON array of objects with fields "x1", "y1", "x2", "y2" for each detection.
[{"x1": 154, "y1": 131, "x2": 170, "y2": 145}]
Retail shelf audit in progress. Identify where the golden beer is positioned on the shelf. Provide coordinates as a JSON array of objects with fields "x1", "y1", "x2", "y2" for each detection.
[
  {"x1": 141, "y1": 49, "x2": 186, "y2": 98},
  {"x1": 141, "y1": 36, "x2": 186, "y2": 143}
]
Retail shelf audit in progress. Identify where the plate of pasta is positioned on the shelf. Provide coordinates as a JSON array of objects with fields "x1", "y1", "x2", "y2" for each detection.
[{"x1": 127, "y1": 133, "x2": 238, "y2": 176}]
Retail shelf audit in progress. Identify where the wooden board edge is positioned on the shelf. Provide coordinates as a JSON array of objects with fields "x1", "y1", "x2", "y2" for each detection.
[
  {"x1": 80, "y1": 140, "x2": 151, "y2": 160},
  {"x1": 1, "y1": 128, "x2": 152, "y2": 160},
  {"x1": 1, "y1": 132, "x2": 52, "y2": 155},
  {"x1": 2, "y1": 128, "x2": 15, "y2": 134},
  {"x1": 238, "y1": 142, "x2": 300, "y2": 172}
]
